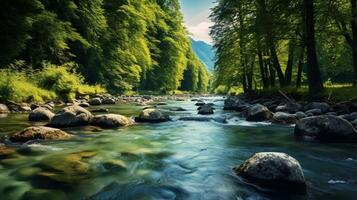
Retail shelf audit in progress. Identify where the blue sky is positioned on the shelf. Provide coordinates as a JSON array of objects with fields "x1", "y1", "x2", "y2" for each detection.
[{"x1": 179, "y1": 0, "x2": 217, "y2": 44}]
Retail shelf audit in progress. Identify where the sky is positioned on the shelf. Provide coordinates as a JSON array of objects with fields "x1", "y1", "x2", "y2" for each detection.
[{"x1": 179, "y1": 0, "x2": 217, "y2": 44}]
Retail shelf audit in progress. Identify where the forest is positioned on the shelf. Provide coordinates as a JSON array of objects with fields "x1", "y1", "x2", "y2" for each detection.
[
  {"x1": 0, "y1": 0, "x2": 209, "y2": 102},
  {"x1": 211, "y1": 0, "x2": 357, "y2": 100}
]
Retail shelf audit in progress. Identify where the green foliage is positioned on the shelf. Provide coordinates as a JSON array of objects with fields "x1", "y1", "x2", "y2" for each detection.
[{"x1": 37, "y1": 63, "x2": 105, "y2": 100}]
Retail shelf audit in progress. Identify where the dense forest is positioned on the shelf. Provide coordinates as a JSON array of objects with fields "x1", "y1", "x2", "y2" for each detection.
[
  {"x1": 0, "y1": 0, "x2": 209, "y2": 102},
  {"x1": 211, "y1": 0, "x2": 357, "y2": 97}
]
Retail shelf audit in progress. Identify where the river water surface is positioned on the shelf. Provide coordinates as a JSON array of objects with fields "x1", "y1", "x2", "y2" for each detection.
[{"x1": 0, "y1": 97, "x2": 357, "y2": 200}]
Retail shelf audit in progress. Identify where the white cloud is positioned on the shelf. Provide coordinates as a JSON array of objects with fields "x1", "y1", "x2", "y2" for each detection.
[{"x1": 186, "y1": 21, "x2": 214, "y2": 44}]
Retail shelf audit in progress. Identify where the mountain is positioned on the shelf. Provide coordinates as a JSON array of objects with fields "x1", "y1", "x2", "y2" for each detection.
[{"x1": 190, "y1": 38, "x2": 215, "y2": 72}]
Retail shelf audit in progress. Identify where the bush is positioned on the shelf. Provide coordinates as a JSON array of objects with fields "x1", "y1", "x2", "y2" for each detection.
[
  {"x1": 0, "y1": 69, "x2": 56, "y2": 103},
  {"x1": 37, "y1": 63, "x2": 106, "y2": 100}
]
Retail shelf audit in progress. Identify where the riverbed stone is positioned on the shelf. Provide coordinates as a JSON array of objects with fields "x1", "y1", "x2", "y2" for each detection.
[
  {"x1": 233, "y1": 152, "x2": 306, "y2": 193},
  {"x1": 135, "y1": 109, "x2": 170, "y2": 123},
  {"x1": 89, "y1": 97, "x2": 102, "y2": 106},
  {"x1": 276, "y1": 103, "x2": 302, "y2": 114},
  {"x1": 295, "y1": 112, "x2": 308, "y2": 119},
  {"x1": 0, "y1": 104, "x2": 10, "y2": 113},
  {"x1": 9, "y1": 127, "x2": 71, "y2": 143},
  {"x1": 102, "y1": 98, "x2": 116, "y2": 105},
  {"x1": 246, "y1": 104, "x2": 273, "y2": 122},
  {"x1": 304, "y1": 102, "x2": 331, "y2": 113},
  {"x1": 29, "y1": 107, "x2": 55, "y2": 121},
  {"x1": 48, "y1": 106, "x2": 92, "y2": 127},
  {"x1": 305, "y1": 109, "x2": 322, "y2": 116},
  {"x1": 195, "y1": 101, "x2": 205, "y2": 106},
  {"x1": 294, "y1": 115, "x2": 357, "y2": 142},
  {"x1": 91, "y1": 114, "x2": 132, "y2": 128},
  {"x1": 79, "y1": 102, "x2": 90, "y2": 108},
  {"x1": 272, "y1": 112, "x2": 297, "y2": 124},
  {"x1": 198, "y1": 104, "x2": 214, "y2": 115}
]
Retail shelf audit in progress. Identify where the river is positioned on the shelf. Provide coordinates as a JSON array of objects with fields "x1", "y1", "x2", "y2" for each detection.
[{"x1": 0, "y1": 97, "x2": 356, "y2": 200}]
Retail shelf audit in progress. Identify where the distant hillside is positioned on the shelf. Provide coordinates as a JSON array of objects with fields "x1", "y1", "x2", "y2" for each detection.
[{"x1": 190, "y1": 38, "x2": 215, "y2": 72}]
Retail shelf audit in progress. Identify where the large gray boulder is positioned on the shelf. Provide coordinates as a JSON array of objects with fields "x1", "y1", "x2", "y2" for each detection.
[
  {"x1": 224, "y1": 97, "x2": 249, "y2": 111},
  {"x1": 10, "y1": 126, "x2": 71, "y2": 143},
  {"x1": 29, "y1": 107, "x2": 55, "y2": 121},
  {"x1": 91, "y1": 114, "x2": 132, "y2": 128},
  {"x1": 135, "y1": 109, "x2": 170, "y2": 123},
  {"x1": 304, "y1": 102, "x2": 331, "y2": 113},
  {"x1": 89, "y1": 98, "x2": 102, "y2": 106},
  {"x1": 275, "y1": 103, "x2": 302, "y2": 114},
  {"x1": 233, "y1": 152, "x2": 306, "y2": 193},
  {"x1": 0, "y1": 104, "x2": 10, "y2": 113},
  {"x1": 246, "y1": 104, "x2": 273, "y2": 122},
  {"x1": 295, "y1": 115, "x2": 357, "y2": 142},
  {"x1": 48, "y1": 106, "x2": 92, "y2": 127},
  {"x1": 272, "y1": 112, "x2": 297, "y2": 124}
]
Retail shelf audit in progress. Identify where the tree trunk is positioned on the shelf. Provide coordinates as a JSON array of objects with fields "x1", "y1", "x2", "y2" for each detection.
[
  {"x1": 296, "y1": 48, "x2": 304, "y2": 88},
  {"x1": 258, "y1": 50, "x2": 269, "y2": 88},
  {"x1": 351, "y1": 0, "x2": 357, "y2": 83},
  {"x1": 285, "y1": 41, "x2": 295, "y2": 85},
  {"x1": 304, "y1": 0, "x2": 324, "y2": 94}
]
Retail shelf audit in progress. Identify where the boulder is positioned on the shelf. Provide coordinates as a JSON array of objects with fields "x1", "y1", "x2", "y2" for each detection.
[
  {"x1": 233, "y1": 152, "x2": 306, "y2": 193},
  {"x1": 272, "y1": 112, "x2": 297, "y2": 124},
  {"x1": 195, "y1": 101, "x2": 205, "y2": 106},
  {"x1": 102, "y1": 98, "x2": 116, "y2": 105},
  {"x1": 9, "y1": 127, "x2": 71, "y2": 143},
  {"x1": 0, "y1": 104, "x2": 10, "y2": 113},
  {"x1": 7, "y1": 101, "x2": 31, "y2": 112},
  {"x1": 91, "y1": 114, "x2": 132, "y2": 128},
  {"x1": 89, "y1": 98, "x2": 102, "y2": 106},
  {"x1": 305, "y1": 109, "x2": 322, "y2": 116},
  {"x1": 48, "y1": 106, "x2": 92, "y2": 127},
  {"x1": 169, "y1": 107, "x2": 187, "y2": 112},
  {"x1": 30, "y1": 104, "x2": 41, "y2": 110},
  {"x1": 29, "y1": 107, "x2": 55, "y2": 121},
  {"x1": 42, "y1": 104, "x2": 54, "y2": 111},
  {"x1": 340, "y1": 112, "x2": 357, "y2": 122},
  {"x1": 304, "y1": 102, "x2": 331, "y2": 113},
  {"x1": 246, "y1": 104, "x2": 273, "y2": 122},
  {"x1": 275, "y1": 103, "x2": 302, "y2": 114},
  {"x1": 224, "y1": 97, "x2": 242, "y2": 110},
  {"x1": 198, "y1": 104, "x2": 214, "y2": 115},
  {"x1": 295, "y1": 112, "x2": 307, "y2": 119},
  {"x1": 156, "y1": 102, "x2": 168, "y2": 106},
  {"x1": 135, "y1": 109, "x2": 170, "y2": 123},
  {"x1": 294, "y1": 115, "x2": 357, "y2": 142},
  {"x1": 78, "y1": 102, "x2": 90, "y2": 108}
]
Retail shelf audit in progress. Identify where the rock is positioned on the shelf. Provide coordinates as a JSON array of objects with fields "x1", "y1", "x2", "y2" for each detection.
[
  {"x1": 224, "y1": 97, "x2": 241, "y2": 110},
  {"x1": 102, "y1": 160, "x2": 127, "y2": 171},
  {"x1": 294, "y1": 115, "x2": 357, "y2": 142},
  {"x1": 135, "y1": 109, "x2": 170, "y2": 123},
  {"x1": 9, "y1": 127, "x2": 71, "y2": 143},
  {"x1": 305, "y1": 109, "x2": 322, "y2": 116},
  {"x1": 272, "y1": 112, "x2": 297, "y2": 124},
  {"x1": 30, "y1": 104, "x2": 41, "y2": 110},
  {"x1": 195, "y1": 101, "x2": 205, "y2": 106},
  {"x1": 352, "y1": 119, "x2": 357, "y2": 127},
  {"x1": 7, "y1": 101, "x2": 31, "y2": 112},
  {"x1": 78, "y1": 102, "x2": 90, "y2": 108},
  {"x1": 48, "y1": 106, "x2": 92, "y2": 127},
  {"x1": 0, "y1": 144, "x2": 16, "y2": 159},
  {"x1": 246, "y1": 104, "x2": 273, "y2": 122},
  {"x1": 169, "y1": 107, "x2": 187, "y2": 112},
  {"x1": 102, "y1": 98, "x2": 116, "y2": 105},
  {"x1": 295, "y1": 112, "x2": 307, "y2": 119},
  {"x1": 89, "y1": 97, "x2": 102, "y2": 106},
  {"x1": 198, "y1": 104, "x2": 214, "y2": 115},
  {"x1": 91, "y1": 108, "x2": 109, "y2": 113},
  {"x1": 326, "y1": 112, "x2": 337, "y2": 116},
  {"x1": 156, "y1": 102, "x2": 168, "y2": 106},
  {"x1": 0, "y1": 104, "x2": 10, "y2": 113},
  {"x1": 304, "y1": 102, "x2": 331, "y2": 113},
  {"x1": 275, "y1": 103, "x2": 302, "y2": 114},
  {"x1": 34, "y1": 151, "x2": 96, "y2": 185},
  {"x1": 91, "y1": 114, "x2": 132, "y2": 128},
  {"x1": 341, "y1": 112, "x2": 357, "y2": 122},
  {"x1": 233, "y1": 152, "x2": 306, "y2": 193},
  {"x1": 29, "y1": 107, "x2": 55, "y2": 121}
]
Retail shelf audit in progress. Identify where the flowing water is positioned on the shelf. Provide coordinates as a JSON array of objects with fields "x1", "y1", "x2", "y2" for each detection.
[{"x1": 0, "y1": 97, "x2": 357, "y2": 200}]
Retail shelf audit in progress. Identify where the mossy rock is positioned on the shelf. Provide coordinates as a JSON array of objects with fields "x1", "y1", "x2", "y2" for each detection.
[
  {"x1": 11, "y1": 167, "x2": 42, "y2": 180},
  {"x1": 34, "y1": 151, "x2": 97, "y2": 186}
]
